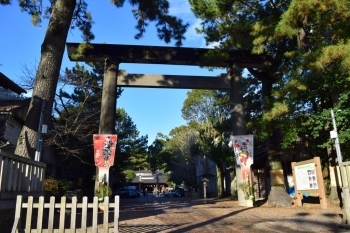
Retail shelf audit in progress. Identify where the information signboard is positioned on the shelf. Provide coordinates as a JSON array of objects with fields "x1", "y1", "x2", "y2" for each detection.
[
  {"x1": 291, "y1": 157, "x2": 327, "y2": 209},
  {"x1": 294, "y1": 162, "x2": 318, "y2": 190}
]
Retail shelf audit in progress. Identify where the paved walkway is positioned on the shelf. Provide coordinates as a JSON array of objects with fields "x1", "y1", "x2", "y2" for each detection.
[
  {"x1": 117, "y1": 196, "x2": 350, "y2": 233},
  {"x1": 2, "y1": 195, "x2": 350, "y2": 232}
]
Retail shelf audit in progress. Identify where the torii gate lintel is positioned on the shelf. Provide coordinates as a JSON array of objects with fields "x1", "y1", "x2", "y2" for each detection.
[{"x1": 66, "y1": 42, "x2": 272, "y2": 136}]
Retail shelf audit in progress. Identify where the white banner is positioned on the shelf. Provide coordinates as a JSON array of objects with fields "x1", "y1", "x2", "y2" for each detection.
[{"x1": 230, "y1": 135, "x2": 254, "y2": 180}]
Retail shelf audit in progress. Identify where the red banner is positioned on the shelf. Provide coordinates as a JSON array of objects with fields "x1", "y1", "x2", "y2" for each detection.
[{"x1": 93, "y1": 134, "x2": 117, "y2": 168}]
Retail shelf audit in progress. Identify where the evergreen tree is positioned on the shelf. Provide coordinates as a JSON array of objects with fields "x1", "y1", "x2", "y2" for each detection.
[
  {"x1": 148, "y1": 133, "x2": 172, "y2": 172},
  {"x1": 181, "y1": 90, "x2": 233, "y2": 197},
  {"x1": 1, "y1": 0, "x2": 189, "y2": 159},
  {"x1": 189, "y1": 0, "x2": 350, "y2": 202}
]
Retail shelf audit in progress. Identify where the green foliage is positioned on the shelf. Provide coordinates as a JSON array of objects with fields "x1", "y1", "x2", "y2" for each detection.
[
  {"x1": 115, "y1": 108, "x2": 149, "y2": 171},
  {"x1": 124, "y1": 170, "x2": 136, "y2": 183},
  {"x1": 94, "y1": 176, "x2": 112, "y2": 201},
  {"x1": 6, "y1": 0, "x2": 190, "y2": 160},
  {"x1": 0, "y1": 0, "x2": 10, "y2": 5},
  {"x1": 44, "y1": 177, "x2": 73, "y2": 197},
  {"x1": 238, "y1": 180, "x2": 254, "y2": 200},
  {"x1": 165, "y1": 126, "x2": 200, "y2": 187},
  {"x1": 148, "y1": 135, "x2": 172, "y2": 172},
  {"x1": 187, "y1": 0, "x2": 350, "y2": 172}
]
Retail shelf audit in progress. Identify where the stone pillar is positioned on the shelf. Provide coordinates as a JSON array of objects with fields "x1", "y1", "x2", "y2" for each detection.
[{"x1": 227, "y1": 62, "x2": 247, "y2": 206}]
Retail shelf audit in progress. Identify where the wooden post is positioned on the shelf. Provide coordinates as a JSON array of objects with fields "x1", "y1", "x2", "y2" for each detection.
[
  {"x1": 314, "y1": 157, "x2": 327, "y2": 209},
  {"x1": 343, "y1": 187, "x2": 350, "y2": 224}
]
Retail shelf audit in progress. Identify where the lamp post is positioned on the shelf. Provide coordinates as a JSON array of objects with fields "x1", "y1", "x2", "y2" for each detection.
[
  {"x1": 156, "y1": 173, "x2": 159, "y2": 197},
  {"x1": 202, "y1": 178, "x2": 209, "y2": 199},
  {"x1": 330, "y1": 109, "x2": 343, "y2": 164}
]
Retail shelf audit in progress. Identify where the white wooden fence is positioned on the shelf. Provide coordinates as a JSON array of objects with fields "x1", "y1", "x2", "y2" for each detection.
[
  {"x1": 340, "y1": 161, "x2": 350, "y2": 224},
  {"x1": 12, "y1": 195, "x2": 120, "y2": 233},
  {"x1": 0, "y1": 149, "x2": 46, "y2": 201}
]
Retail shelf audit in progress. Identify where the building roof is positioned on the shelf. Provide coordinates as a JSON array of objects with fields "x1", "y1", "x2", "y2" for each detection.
[
  {"x1": 0, "y1": 72, "x2": 27, "y2": 95},
  {"x1": 132, "y1": 170, "x2": 167, "y2": 184},
  {"x1": 0, "y1": 98, "x2": 31, "y2": 112}
]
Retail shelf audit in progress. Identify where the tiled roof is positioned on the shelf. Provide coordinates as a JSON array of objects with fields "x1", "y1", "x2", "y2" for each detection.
[
  {"x1": 131, "y1": 170, "x2": 167, "y2": 184},
  {"x1": 0, "y1": 98, "x2": 30, "y2": 112},
  {"x1": 0, "y1": 72, "x2": 26, "y2": 95}
]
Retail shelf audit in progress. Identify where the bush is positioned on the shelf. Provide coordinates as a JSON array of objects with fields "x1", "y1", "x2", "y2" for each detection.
[{"x1": 44, "y1": 177, "x2": 73, "y2": 197}]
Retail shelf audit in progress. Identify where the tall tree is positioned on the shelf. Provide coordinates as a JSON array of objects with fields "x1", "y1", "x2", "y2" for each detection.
[
  {"x1": 148, "y1": 133, "x2": 173, "y2": 172},
  {"x1": 182, "y1": 90, "x2": 233, "y2": 197},
  {"x1": 114, "y1": 108, "x2": 149, "y2": 171},
  {"x1": 189, "y1": 0, "x2": 350, "y2": 202},
  {"x1": 1, "y1": 0, "x2": 189, "y2": 159},
  {"x1": 166, "y1": 125, "x2": 199, "y2": 190},
  {"x1": 273, "y1": 0, "x2": 350, "y2": 202}
]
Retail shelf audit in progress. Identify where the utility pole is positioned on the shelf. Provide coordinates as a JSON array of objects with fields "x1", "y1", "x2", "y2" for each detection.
[{"x1": 330, "y1": 109, "x2": 342, "y2": 164}]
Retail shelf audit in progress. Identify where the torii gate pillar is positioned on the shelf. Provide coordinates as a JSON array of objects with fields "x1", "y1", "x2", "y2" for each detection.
[
  {"x1": 228, "y1": 63, "x2": 247, "y2": 206},
  {"x1": 95, "y1": 58, "x2": 119, "y2": 192},
  {"x1": 99, "y1": 58, "x2": 119, "y2": 134}
]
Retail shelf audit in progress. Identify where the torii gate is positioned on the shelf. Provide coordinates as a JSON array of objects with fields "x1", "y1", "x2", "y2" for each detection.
[{"x1": 66, "y1": 42, "x2": 272, "y2": 206}]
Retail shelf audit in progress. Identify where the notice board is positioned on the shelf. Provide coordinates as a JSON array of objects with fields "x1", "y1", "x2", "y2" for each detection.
[{"x1": 291, "y1": 157, "x2": 327, "y2": 209}]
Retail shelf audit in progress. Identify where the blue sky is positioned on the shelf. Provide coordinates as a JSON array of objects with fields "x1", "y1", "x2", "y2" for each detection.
[{"x1": 0, "y1": 0, "x2": 225, "y2": 145}]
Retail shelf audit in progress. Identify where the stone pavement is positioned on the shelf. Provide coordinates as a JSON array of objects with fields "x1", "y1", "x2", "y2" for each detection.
[
  {"x1": 117, "y1": 195, "x2": 350, "y2": 233},
  {"x1": 2, "y1": 195, "x2": 350, "y2": 232}
]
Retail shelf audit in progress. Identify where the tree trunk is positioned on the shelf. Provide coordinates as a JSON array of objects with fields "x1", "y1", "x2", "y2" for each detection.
[
  {"x1": 15, "y1": 0, "x2": 76, "y2": 158},
  {"x1": 217, "y1": 164, "x2": 225, "y2": 197}
]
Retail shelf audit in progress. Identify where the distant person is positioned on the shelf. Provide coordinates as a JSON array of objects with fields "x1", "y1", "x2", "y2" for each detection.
[{"x1": 145, "y1": 188, "x2": 148, "y2": 197}]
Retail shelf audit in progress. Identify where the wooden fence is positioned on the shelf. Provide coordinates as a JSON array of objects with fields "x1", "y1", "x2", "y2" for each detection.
[
  {"x1": 12, "y1": 195, "x2": 120, "y2": 233},
  {"x1": 340, "y1": 161, "x2": 350, "y2": 224},
  {"x1": 0, "y1": 149, "x2": 46, "y2": 202}
]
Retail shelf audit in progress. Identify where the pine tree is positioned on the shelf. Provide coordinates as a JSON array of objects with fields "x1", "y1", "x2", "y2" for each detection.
[{"x1": 1, "y1": 0, "x2": 188, "y2": 159}]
